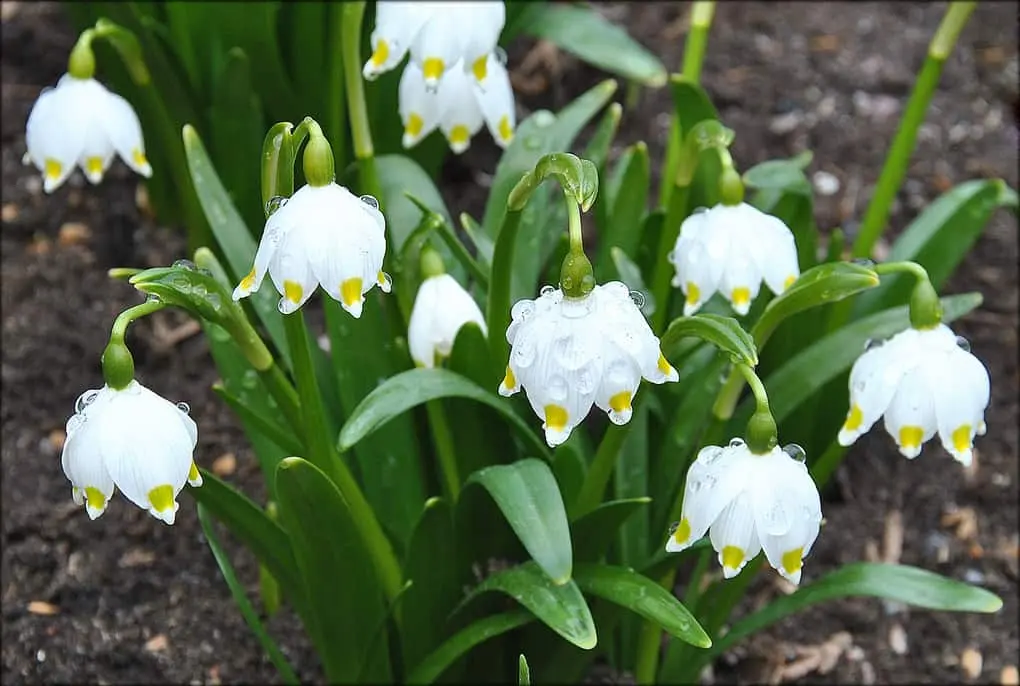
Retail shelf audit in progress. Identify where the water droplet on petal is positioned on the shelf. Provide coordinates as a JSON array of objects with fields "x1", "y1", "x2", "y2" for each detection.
[
  {"x1": 378, "y1": 271, "x2": 393, "y2": 290},
  {"x1": 359, "y1": 194, "x2": 379, "y2": 209},
  {"x1": 629, "y1": 291, "x2": 645, "y2": 308},
  {"x1": 782, "y1": 443, "x2": 807, "y2": 462},
  {"x1": 145, "y1": 293, "x2": 162, "y2": 303},
  {"x1": 494, "y1": 47, "x2": 508, "y2": 66},
  {"x1": 955, "y1": 335, "x2": 970, "y2": 352},
  {"x1": 728, "y1": 437, "x2": 746, "y2": 449},
  {"x1": 511, "y1": 300, "x2": 535, "y2": 322},
  {"x1": 265, "y1": 196, "x2": 288, "y2": 216},
  {"x1": 692, "y1": 206, "x2": 709, "y2": 215},
  {"x1": 172, "y1": 259, "x2": 196, "y2": 271},
  {"x1": 540, "y1": 285, "x2": 555, "y2": 297},
  {"x1": 547, "y1": 375, "x2": 569, "y2": 402},
  {"x1": 74, "y1": 389, "x2": 100, "y2": 414},
  {"x1": 851, "y1": 258, "x2": 876, "y2": 268},
  {"x1": 176, "y1": 401, "x2": 191, "y2": 414},
  {"x1": 667, "y1": 521, "x2": 679, "y2": 536},
  {"x1": 700, "y1": 446, "x2": 725, "y2": 464},
  {"x1": 864, "y1": 337, "x2": 885, "y2": 351}
]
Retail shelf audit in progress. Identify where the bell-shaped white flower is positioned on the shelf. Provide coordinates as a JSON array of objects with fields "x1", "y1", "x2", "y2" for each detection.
[
  {"x1": 665, "y1": 440, "x2": 822, "y2": 584},
  {"x1": 364, "y1": 1, "x2": 505, "y2": 88},
  {"x1": 499, "y1": 281, "x2": 679, "y2": 447},
  {"x1": 24, "y1": 74, "x2": 151, "y2": 193},
  {"x1": 60, "y1": 381, "x2": 200, "y2": 525},
  {"x1": 837, "y1": 324, "x2": 990, "y2": 466},
  {"x1": 669, "y1": 203, "x2": 800, "y2": 316},
  {"x1": 232, "y1": 183, "x2": 391, "y2": 317},
  {"x1": 399, "y1": 52, "x2": 515, "y2": 153},
  {"x1": 409, "y1": 273, "x2": 487, "y2": 367}
]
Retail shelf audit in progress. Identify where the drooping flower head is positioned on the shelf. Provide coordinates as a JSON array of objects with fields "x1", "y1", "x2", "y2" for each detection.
[
  {"x1": 409, "y1": 273, "x2": 487, "y2": 368},
  {"x1": 838, "y1": 324, "x2": 990, "y2": 466},
  {"x1": 25, "y1": 74, "x2": 151, "y2": 193},
  {"x1": 669, "y1": 203, "x2": 800, "y2": 316},
  {"x1": 364, "y1": 1, "x2": 515, "y2": 153},
  {"x1": 232, "y1": 183, "x2": 391, "y2": 317},
  {"x1": 666, "y1": 440, "x2": 823, "y2": 584},
  {"x1": 499, "y1": 281, "x2": 679, "y2": 447},
  {"x1": 61, "y1": 381, "x2": 201, "y2": 524},
  {"x1": 363, "y1": 1, "x2": 506, "y2": 87}
]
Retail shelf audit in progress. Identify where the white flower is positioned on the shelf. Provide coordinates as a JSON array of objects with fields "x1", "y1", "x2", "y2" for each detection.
[
  {"x1": 24, "y1": 74, "x2": 151, "y2": 193},
  {"x1": 669, "y1": 203, "x2": 800, "y2": 316},
  {"x1": 499, "y1": 281, "x2": 679, "y2": 447},
  {"x1": 363, "y1": 1, "x2": 505, "y2": 88},
  {"x1": 837, "y1": 324, "x2": 990, "y2": 466},
  {"x1": 60, "y1": 381, "x2": 200, "y2": 525},
  {"x1": 409, "y1": 273, "x2": 487, "y2": 367},
  {"x1": 665, "y1": 440, "x2": 822, "y2": 584},
  {"x1": 232, "y1": 183, "x2": 391, "y2": 317},
  {"x1": 399, "y1": 52, "x2": 515, "y2": 153}
]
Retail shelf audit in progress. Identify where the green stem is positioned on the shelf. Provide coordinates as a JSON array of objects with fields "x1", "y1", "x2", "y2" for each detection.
[
  {"x1": 566, "y1": 190, "x2": 583, "y2": 251},
  {"x1": 435, "y1": 217, "x2": 489, "y2": 288},
  {"x1": 681, "y1": 2, "x2": 715, "y2": 83},
  {"x1": 486, "y1": 208, "x2": 524, "y2": 376},
  {"x1": 425, "y1": 400, "x2": 460, "y2": 500},
  {"x1": 282, "y1": 312, "x2": 402, "y2": 602},
  {"x1": 874, "y1": 260, "x2": 943, "y2": 328},
  {"x1": 650, "y1": 184, "x2": 690, "y2": 333},
  {"x1": 851, "y1": 1, "x2": 976, "y2": 259},
  {"x1": 634, "y1": 599, "x2": 666, "y2": 682},
  {"x1": 327, "y1": 3, "x2": 349, "y2": 170},
  {"x1": 110, "y1": 299, "x2": 166, "y2": 341},
  {"x1": 572, "y1": 411, "x2": 635, "y2": 518},
  {"x1": 341, "y1": 2, "x2": 383, "y2": 201},
  {"x1": 257, "y1": 362, "x2": 303, "y2": 435}
]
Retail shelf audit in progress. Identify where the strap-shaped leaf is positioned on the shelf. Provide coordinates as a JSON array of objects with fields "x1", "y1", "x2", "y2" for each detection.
[
  {"x1": 515, "y1": 4, "x2": 666, "y2": 86},
  {"x1": 597, "y1": 142, "x2": 651, "y2": 271},
  {"x1": 694, "y1": 562, "x2": 1001, "y2": 672},
  {"x1": 467, "y1": 460, "x2": 573, "y2": 584},
  {"x1": 661, "y1": 313, "x2": 758, "y2": 366},
  {"x1": 741, "y1": 151, "x2": 814, "y2": 195},
  {"x1": 274, "y1": 457, "x2": 389, "y2": 683},
  {"x1": 573, "y1": 564, "x2": 711, "y2": 648},
  {"x1": 406, "y1": 610, "x2": 534, "y2": 684},
  {"x1": 571, "y1": 498, "x2": 650, "y2": 563},
  {"x1": 338, "y1": 368, "x2": 551, "y2": 462},
  {"x1": 459, "y1": 562, "x2": 597, "y2": 650},
  {"x1": 752, "y1": 261, "x2": 880, "y2": 347}
]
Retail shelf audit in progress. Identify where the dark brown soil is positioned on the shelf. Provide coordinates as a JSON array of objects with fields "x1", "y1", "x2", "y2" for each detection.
[{"x1": 2, "y1": 2, "x2": 1017, "y2": 684}]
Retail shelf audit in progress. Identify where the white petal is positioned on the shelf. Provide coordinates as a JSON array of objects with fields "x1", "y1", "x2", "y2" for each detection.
[
  {"x1": 25, "y1": 76, "x2": 89, "y2": 192},
  {"x1": 665, "y1": 444, "x2": 749, "y2": 553},
  {"x1": 102, "y1": 89, "x2": 151, "y2": 178},
  {"x1": 472, "y1": 53, "x2": 515, "y2": 148},
  {"x1": 61, "y1": 407, "x2": 116, "y2": 520},
  {"x1": 410, "y1": 12, "x2": 465, "y2": 87},
  {"x1": 436, "y1": 65, "x2": 485, "y2": 153},
  {"x1": 882, "y1": 364, "x2": 938, "y2": 459},
  {"x1": 457, "y1": 2, "x2": 506, "y2": 77},
  {"x1": 737, "y1": 203, "x2": 799, "y2": 295},
  {"x1": 593, "y1": 357, "x2": 641, "y2": 425},
  {"x1": 676, "y1": 240, "x2": 719, "y2": 316},
  {"x1": 95, "y1": 382, "x2": 195, "y2": 523},
  {"x1": 363, "y1": 2, "x2": 432, "y2": 80},
  {"x1": 719, "y1": 246, "x2": 762, "y2": 316},
  {"x1": 399, "y1": 61, "x2": 443, "y2": 148},
  {"x1": 931, "y1": 340, "x2": 991, "y2": 466},
  {"x1": 270, "y1": 234, "x2": 319, "y2": 315},
  {"x1": 837, "y1": 336, "x2": 910, "y2": 446},
  {"x1": 752, "y1": 449, "x2": 822, "y2": 585},
  {"x1": 709, "y1": 494, "x2": 762, "y2": 578},
  {"x1": 233, "y1": 212, "x2": 288, "y2": 300},
  {"x1": 408, "y1": 275, "x2": 444, "y2": 367}
]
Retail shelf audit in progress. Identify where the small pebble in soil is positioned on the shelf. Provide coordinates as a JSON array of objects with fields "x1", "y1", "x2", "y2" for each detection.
[
  {"x1": 212, "y1": 453, "x2": 237, "y2": 476},
  {"x1": 1001, "y1": 665, "x2": 1019, "y2": 686},
  {"x1": 57, "y1": 222, "x2": 91, "y2": 247},
  {"x1": 961, "y1": 647, "x2": 983, "y2": 681},
  {"x1": 962, "y1": 568, "x2": 985, "y2": 585},
  {"x1": 144, "y1": 634, "x2": 169, "y2": 653},
  {"x1": 813, "y1": 171, "x2": 841, "y2": 196},
  {"x1": 36, "y1": 650, "x2": 45, "y2": 663},
  {"x1": 888, "y1": 622, "x2": 909, "y2": 655},
  {"x1": 27, "y1": 601, "x2": 59, "y2": 616},
  {"x1": 2, "y1": 203, "x2": 18, "y2": 222}
]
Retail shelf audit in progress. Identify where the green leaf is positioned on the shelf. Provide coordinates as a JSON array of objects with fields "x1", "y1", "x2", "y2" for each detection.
[
  {"x1": 698, "y1": 562, "x2": 1002, "y2": 668},
  {"x1": 597, "y1": 142, "x2": 651, "y2": 270},
  {"x1": 660, "y1": 313, "x2": 758, "y2": 366},
  {"x1": 583, "y1": 102, "x2": 623, "y2": 172},
  {"x1": 615, "y1": 403, "x2": 650, "y2": 572},
  {"x1": 736, "y1": 293, "x2": 983, "y2": 429},
  {"x1": 212, "y1": 384, "x2": 302, "y2": 458},
  {"x1": 519, "y1": 654, "x2": 531, "y2": 686},
  {"x1": 401, "y1": 498, "x2": 465, "y2": 671},
  {"x1": 661, "y1": 77, "x2": 719, "y2": 209},
  {"x1": 406, "y1": 610, "x2": 534, "y2": 684},
  {"x1": 752, "y1": 262, "x2": 880, "y2": 347},
  {"x1": 460, "y1": 562, "x2": 597, "y2": 650},
  {"x1": 197, "y1": 505, "x2": 299, "y2": 685},
  {"x1": 187, "y1": 471, "x2": 301, "y2": 608},
  {"x1": 274, "y1": 457, "x2": 389, "y2": 683},
  {"x1": 857, "y1": 179, "x2": 1017, "y2": 315},
  {"x1": 338, "y1": 368, "x2": 551, "y2": 463},
  {"x1": 571, "y1": 498, "x2": 651, "y2": 563},
  {"x1": 375, "y1": 155, "x2": 457, "y2": 262},
  {"x1": 611, "y1": 247, "x2": 655, "y2": 317},
  {"x1": 460, "y1": 212, "x2": 494, "y2": 269},
  {"x1": 516, "y1": 5, "x2": 667, "y2": 87},
  {"x1": 573, "y1": 564, "x2": 711, "y2": 648},
  {"x1": 181, "y1": 125, "x2": 289, "y2": 361},
  {"x1": 466, "y1": 460, "x2": 573, "y2": 584},
  {"x1": 742, "y1": 151, "x2": 814, "y2": 195}
]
